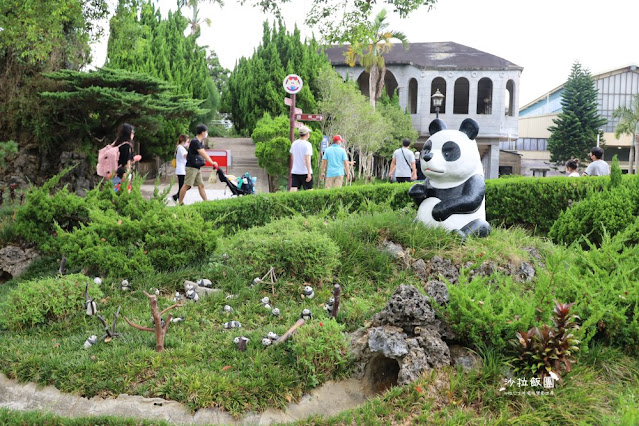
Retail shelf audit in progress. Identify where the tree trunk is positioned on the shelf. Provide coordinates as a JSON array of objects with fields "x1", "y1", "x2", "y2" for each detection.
[
  {"x1": 369, "y1": 66, "x2": 379, "y2": 108},
  {"x1": 376, "y1": 67, "x2": 387, "y2": 102},
  {"x1": 267, "y1": 174, "x2": 279, "y2": 192},
  {"x1": 634, "y1": 134, "x2": 638, "y2": 174},
  {"x1": 628, "y1": 144, "x2": 635, "y2": 175}
]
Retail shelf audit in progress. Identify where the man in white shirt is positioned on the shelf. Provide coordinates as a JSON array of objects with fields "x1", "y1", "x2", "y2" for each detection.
[
  {"x1": 388, "y1": 138, "x2": 417, "y2": 182},
  {"x1": 289, "y1": 125, "x2": 314, "y2": 191}
]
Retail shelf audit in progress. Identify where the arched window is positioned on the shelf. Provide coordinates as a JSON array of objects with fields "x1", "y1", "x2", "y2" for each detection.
[
  {"x1": 430, "y1": 78, "x2": 446, "y2": 114},
  {"x1": 453, "y1": 77, "x2": 469, "y2": 114},
  {"x1": 476, "y1": 78, "x2": 493, "y2": 114},
  {"x1": 505, "y1": 80, "x2": 515, "y2": 116},
  {"x1": 356, "y1": 71, "x2": 400, "y2": 100},
  {"x1": 408, "y1": 78, "x2": 418, "y2": 114}
]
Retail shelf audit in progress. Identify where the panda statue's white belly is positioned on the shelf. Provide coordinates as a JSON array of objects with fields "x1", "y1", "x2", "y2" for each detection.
[{"x1": 416, "y1": 197, "x2": 486, "y2": 232}]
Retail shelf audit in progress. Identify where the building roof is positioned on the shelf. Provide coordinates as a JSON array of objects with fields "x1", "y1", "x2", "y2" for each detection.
[
  {"x1": 520, "y1": 64, "x2": 639, "y2": 112},
  {"x1": 324, "y1": 41, "x2": 523, "y2": 72}
]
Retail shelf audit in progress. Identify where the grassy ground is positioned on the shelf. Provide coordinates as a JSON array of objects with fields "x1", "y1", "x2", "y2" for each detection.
[{"x1": 0, "y1": 208, "x2": 637, "y2": 423}]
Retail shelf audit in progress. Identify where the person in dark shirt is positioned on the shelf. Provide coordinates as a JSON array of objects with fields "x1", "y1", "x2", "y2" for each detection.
[
  {"x1": 115, "y1": 123, "x2": 135, "y2": 171},
  {"x1": 178, "y1": 124, "x2": 215, "y2": 205}
]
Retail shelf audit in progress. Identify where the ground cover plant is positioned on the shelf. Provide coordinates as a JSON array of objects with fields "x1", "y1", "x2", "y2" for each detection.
[{"x1": 0, "y1": 175, "x2": 638, "y2": 423}]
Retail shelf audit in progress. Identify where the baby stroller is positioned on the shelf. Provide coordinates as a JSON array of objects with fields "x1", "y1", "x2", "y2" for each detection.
[{"x1": 214, "y1": 166, "x2": 256, "y2": 196}]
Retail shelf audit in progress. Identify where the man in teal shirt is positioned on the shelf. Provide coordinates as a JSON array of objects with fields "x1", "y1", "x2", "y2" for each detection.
[{"x1": 320, "y1": 135, "x2": 350, "y2": 188}]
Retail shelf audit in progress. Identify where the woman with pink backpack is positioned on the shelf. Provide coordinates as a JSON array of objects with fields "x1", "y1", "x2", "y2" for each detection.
[{"x1": 115, "y1": 123, "x2": 135, "y2": 171}]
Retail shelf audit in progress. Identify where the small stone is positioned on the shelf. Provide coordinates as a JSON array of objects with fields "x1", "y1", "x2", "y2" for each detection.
[{"x1": 93, "y1": 277, "x2": 102, "y2": 285}]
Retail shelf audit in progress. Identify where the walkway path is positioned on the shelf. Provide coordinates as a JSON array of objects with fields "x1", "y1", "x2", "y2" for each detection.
[
  {"x1": 0, "y1": 373, "x2": 368, "y2": 424},
  {"x1": 140, "y1": 137, "x2": 269, "y2": 205}
]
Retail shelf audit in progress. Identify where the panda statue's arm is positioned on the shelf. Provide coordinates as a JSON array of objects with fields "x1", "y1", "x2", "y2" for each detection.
[
  {"x1": 408, "y1": 179, "x2": 431, "y2": 207},
  {"x1": 431, "y1": 174, "x2": 486, "y2": 221}
]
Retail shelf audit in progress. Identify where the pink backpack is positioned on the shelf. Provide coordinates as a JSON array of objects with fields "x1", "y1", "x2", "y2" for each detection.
[{"x1": 97, "y1": 141, "x2": 130, "y2": 177}]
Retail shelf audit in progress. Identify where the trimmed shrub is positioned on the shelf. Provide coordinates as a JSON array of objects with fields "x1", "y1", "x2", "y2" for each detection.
[
  {"x1": 0, "y1": 274, "x2": 102, "y2": 331},
  {"x1": 549, "y1": 186, "x2": 635, "y2": 247},
  {"x1": 189, "y1": 174, "x2": 639, "y2": 237},
  {"x1": 209, "y1": 216, "x2": 340, "y2": 284},
  {"x1": 14, "y1": 172, "x2": 90, "y2": 252},
  {"x1": 57, "y1": 206, "x2": 218, "y2": 277},
  {"x1": 190, "y1": 183, "x2": 413, "y2": 235},
  {"x1": 290, "y1": 319, "x2": 351, "y2": 387}
]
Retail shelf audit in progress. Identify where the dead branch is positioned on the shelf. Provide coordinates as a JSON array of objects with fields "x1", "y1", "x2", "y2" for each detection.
[
  {"x1": 274, "y1": 318, "x2": 305, "y2": 345},
  {"x1": 126, "y1": 291, "x2": 181, "y2": 352},
  {"x1": 123, "y1": 314, "x2": 154, "y2": 332},
  {"x1": 160, "y1": 303, "x2": 184, "y2": 316},
  {"x1": 97, "y1": 305, "x2": 121, "y2": 340}
]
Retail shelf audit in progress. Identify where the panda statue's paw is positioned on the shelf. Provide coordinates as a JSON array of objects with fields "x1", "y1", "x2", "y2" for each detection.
[
  {"x1": 408, "y1": 182, "x2": 428, "y2": 207},
  {"x1": 452, "y1": 229, "x2": 467, "y2": 243}
]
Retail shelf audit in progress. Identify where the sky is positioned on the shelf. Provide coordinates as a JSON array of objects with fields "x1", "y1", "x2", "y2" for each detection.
[{"x1": 91, "y1": 0, "x2": 639, "y2": 107}]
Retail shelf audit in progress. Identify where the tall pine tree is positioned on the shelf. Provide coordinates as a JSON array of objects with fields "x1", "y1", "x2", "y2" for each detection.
[
  {"x1": 106, "y1": 0, "x2": 219, "y2": 151},
  {"x1": 547, "y1": 62, "x2": 607, "y2": 164},
  {"x1": 221, "y1": 21, "x2": 330, "y2": 135}
]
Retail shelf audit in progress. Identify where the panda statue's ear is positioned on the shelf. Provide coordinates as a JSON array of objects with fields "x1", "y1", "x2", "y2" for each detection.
[
  {"x1": 459, "y1": 119, "x2": 479, "y2": 140},
  {"x1": 429, "y1": 119, "x2": 447, "y2": 135}
]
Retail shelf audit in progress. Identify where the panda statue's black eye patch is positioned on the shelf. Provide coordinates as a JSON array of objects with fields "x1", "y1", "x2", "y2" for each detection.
[
  {"x1": 441, "y1": 141, "x2": 461, "y2": 162},
  {"x1": 424, "y1": 140, "x2": 432, "y2": 152}
]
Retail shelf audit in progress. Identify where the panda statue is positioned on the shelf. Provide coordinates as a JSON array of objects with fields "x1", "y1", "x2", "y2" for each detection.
[{"x1": 408, "y1": 118, "x2": 491, "y2": 241}]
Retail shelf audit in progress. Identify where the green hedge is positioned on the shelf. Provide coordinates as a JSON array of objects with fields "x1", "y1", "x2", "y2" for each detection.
[
  {"x1": 189, "y1": 183, "x2": 413, "y2": 233},
  {"x1": 190, "y1": 175, "x2": 639, "y2": 236}
]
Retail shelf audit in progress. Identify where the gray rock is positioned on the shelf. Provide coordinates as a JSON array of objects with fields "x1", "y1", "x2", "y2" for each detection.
[
  {"x1": 516, "y1": 261, "x2": 536, "y2": 282},
  {"x1": 416, "y1": 328, "x2": 450, "y2": 369},
  {"x1": 425, "y1": 256, "x2": 459, "y2": 284},
  {"x1": 184, "y1": 280, "x2": 220, "y2": 299},
  {"x1": 424, "y1": 280, "x2": 449, "y2": 305},
  {"x1": 449, "y1": 345, "x2": 481, "y2": 372},
  {"x1": 368, "y1": 326, "x2": 409, "y2": 358},
  {"x1": 412, "y1": 258, "x2": 429, "y2": 281},
  {"x1": 0, "y1": 245, "x2": 39, "y2": 278},
  {"x1": 397, "y1": 346, "x2": 430, "y2": 385},
  {"x1": 371, "y1": 284, "x2": 435, "y2": 332},
  {"x1": 378, "y1": 240, "x2": 411, "y2": 268}
]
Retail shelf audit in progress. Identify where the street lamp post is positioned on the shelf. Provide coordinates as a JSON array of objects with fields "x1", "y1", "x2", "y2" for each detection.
[{"x1": 431, "y1": 89, "x2": 444, "y2": 119}]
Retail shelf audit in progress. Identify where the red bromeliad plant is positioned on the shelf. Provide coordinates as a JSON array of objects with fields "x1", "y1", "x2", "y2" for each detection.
[{"x1": 509, "y1": 301, "x2": 580, "y2": 381}]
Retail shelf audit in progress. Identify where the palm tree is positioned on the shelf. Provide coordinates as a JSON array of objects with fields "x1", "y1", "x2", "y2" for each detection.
[
  {"x1": 612, "y1": 93, "x2": 639, "y2": 174},
  {"x1": 344, "y1": 9, "x2": 408, "y2": 108},
  {"x1": 178, "y1": 0, "x2": 223, "y2": 35}
]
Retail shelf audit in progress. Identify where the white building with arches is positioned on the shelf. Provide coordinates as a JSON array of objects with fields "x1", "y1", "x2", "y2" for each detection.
[{"x1": 325, "y1": 42, "x2": 523, "y2": 179}]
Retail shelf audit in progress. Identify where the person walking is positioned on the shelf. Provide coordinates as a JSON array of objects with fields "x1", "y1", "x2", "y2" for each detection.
[
  {"x1": 289, "y1": 125, "x2": 314, "y2": 191},
  {"x1": 565, "y1": 159, "x2": 580, "y2": 177},
  {"x1": 172, "y1": 134, "x2": 189, "y2": 202},
  {"x1": 177, "y1": 124, "x2": 215, "y2": 205},
  {"x1": 583, "y1": 147, "x2": 610, "y2": 176},
  {"x1": 320, "y1": 135, "x2": 350, "y2": 189},
  {"x1": 388, "y1": 138, "x2": 417, "y2": 182},
  {"x1": 115, "y1": 123, "x2": 135, "y2": 172}
]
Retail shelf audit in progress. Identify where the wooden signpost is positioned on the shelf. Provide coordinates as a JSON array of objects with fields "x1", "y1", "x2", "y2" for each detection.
[{"x1": 283, "y1": 74, "x2": 324, "y2": 190}]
